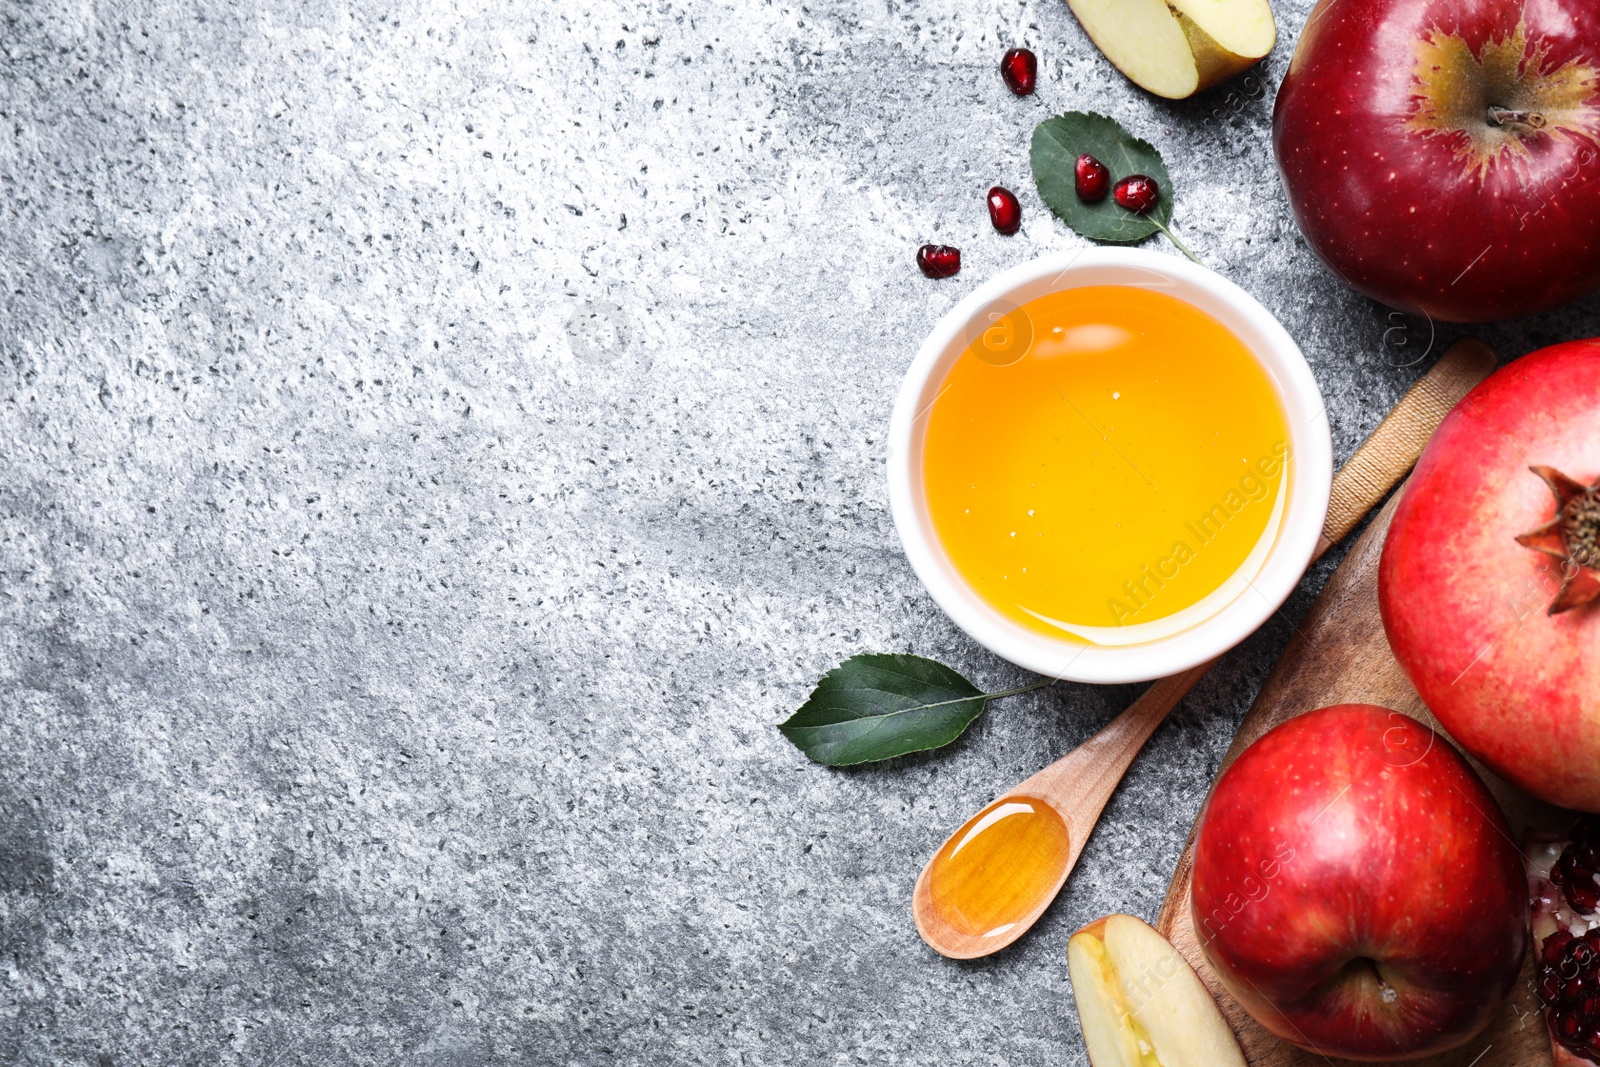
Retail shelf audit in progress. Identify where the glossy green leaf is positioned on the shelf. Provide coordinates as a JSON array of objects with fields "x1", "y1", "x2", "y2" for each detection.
[
  {"x1": 1031, "y1": 111, "x2": 1175, "y2": 244},
  {"x1": 778, "y1": 654, "x2": 987, "y2": 766}
]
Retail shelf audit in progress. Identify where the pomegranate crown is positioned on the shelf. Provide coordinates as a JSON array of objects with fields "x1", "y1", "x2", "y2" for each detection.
[{"x1": 1515, "y1": 466, "x2": 1600, "y2": 614}]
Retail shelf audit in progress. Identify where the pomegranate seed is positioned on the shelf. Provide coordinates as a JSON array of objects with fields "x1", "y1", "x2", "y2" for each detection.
[
  {"x1": 1542, "y1": 966, "x2": 1566, "y2": 1006},
  {"x1": 1075, "y1": 154, "x2": 1109, "y2": 203},
  {"x1": 1114, "y1": 174, "x2": 1161, "y2": 214},
  {"x1": 1000, "y1": 48, "x2": 1036, "y2": 96},
  {"x1": 1567, "y1": 868, "x2": 1600, "y2": 912},
  {"x1": 917, "y1": 244, "x2": 961, "y2": 279},
  {"x1": 1539, "y1": 920, "x2": 1600, "y2": 1056},
  {"x1": 987, "y1": 186, "x2": 1021, "y2": 235}
]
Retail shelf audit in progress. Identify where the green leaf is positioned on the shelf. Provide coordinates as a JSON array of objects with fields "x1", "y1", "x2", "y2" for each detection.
[
  {"x1": 778, "y1": 654, "x2": 988, "y2": 766},
  {"x1": 1031, "y1": 111, "x2": 1175, "y2": 244}
]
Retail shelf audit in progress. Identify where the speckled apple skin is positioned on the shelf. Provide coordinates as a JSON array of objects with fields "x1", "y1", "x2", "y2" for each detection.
[
  {"x1": 1274, "y1": 0, "x2": 1600, "y2": 322},
  {"x1": 1192, "y1": 705, "x2": 1528, "y2": 1060},
  {"x1": 1380, "y1": 343, "x2": 1600, "y2": 810}
]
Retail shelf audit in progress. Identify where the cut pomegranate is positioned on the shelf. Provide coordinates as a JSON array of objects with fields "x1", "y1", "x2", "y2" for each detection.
[
  {"x1": 1074, "y1": 154, "x2": 1109, "y2": 203},
  {"x1": 1547, "y1": 930, "x2": 1577, "y2": 964},
  {"x1": 1000, "y1": 48, "x2": 1036, "y2": 96},
  {"x1": 1555, "y1": 821, "x2": 1600, "y2": 913},
  {"x1": 1560, "y1": 858, "x2": 1600, "y2": 913},
  {"x1": 1114, "y1": 174, "x2": 1161, "y2": 213},
  {"x1": 917, "y1": 244, "x2": 961, "y2": 279},
  {"x1": 987, "y1": 186, "x2": 1021, "y2": 235},
  {"x1": 1529, "y1": 821, "x2": 1600, "y2": 1064}
]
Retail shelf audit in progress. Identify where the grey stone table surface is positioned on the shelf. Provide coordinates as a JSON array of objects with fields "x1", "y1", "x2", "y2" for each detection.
[{"x1": 1, "y1": 0, "x2": 1594, "y2": 1063}]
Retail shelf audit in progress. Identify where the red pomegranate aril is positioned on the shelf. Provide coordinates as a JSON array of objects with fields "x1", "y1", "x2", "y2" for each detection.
[
  {"x1": 1538, "y1": 834, "x2": 1600, "y2": 1063},
  {"x1": 1114, "y1": 174, "x2": 1161, "y2": 213},
  {"x1": 1569, "y1": 873, "x2": 1600, "y2": 913},
  {"x1": 1000, "y1": 48, "x2": 1036, "y2": 96},
  {"x1": 1074, "y1": 154, "x2": 1109, "y2": 203},
  {"x1": 916, "y1": 244, "x2": 961, "y2": 279},
  {"x1": 987, "y1": 186, "x2": 1021, "y2": 234}
]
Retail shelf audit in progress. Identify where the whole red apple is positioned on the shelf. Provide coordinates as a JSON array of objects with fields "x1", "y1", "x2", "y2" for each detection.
[
  {"x1": 1274, "y1": 0, "x2": 1600, "y2": 322},
  {"x1": 1192, "y1": 704, "x2": 1527, "y2": 1060},
  {"x1": 1380, "y1": 342, "x2": 1600, "y2": 810}
]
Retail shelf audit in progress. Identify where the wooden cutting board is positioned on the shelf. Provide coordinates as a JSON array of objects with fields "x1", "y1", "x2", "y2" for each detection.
[{"x1": 1153, "y1": 485, "x2": 1555, "y2": 1067}]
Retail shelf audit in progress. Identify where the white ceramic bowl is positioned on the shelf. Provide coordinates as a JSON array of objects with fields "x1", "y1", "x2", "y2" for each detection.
[{"x1": 887, "y1": 247, "x2": 1332, "y2": 684}]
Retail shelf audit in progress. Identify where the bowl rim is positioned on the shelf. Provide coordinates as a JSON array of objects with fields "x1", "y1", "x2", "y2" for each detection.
[{"x1": 886, "y1": 246, "x2": 1332, "y2": 684}]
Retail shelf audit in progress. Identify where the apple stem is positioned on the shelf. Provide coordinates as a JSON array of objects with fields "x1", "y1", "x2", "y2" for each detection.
[
  {"x1": 1151, "y1": 217, "x2": 1203, "y2": 266},
  {"x1": 1487, "y1": 106, "x2": 1547, "y2": 130}
]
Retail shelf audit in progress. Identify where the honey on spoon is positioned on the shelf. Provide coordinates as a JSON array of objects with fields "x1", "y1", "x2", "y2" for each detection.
[
  {"x1": 924, "y1": 796, "x2": 1072, "y2": 942},
  {"x1": 912, "y1": 672, "x2": 1198, "y2": 959}
]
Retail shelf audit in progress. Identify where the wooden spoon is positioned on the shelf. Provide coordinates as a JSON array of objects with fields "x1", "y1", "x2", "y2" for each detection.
[{"x1": 912, "y1": 339, "x2": 1498, "y2": 960}]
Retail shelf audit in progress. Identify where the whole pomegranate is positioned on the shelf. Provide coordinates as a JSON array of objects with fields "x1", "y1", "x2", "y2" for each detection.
[{"x1": 1380, "y1": 342, "x2": 1600, "y2": 810}]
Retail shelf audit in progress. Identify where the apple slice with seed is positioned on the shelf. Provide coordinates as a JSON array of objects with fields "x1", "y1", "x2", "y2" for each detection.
[
  {"x1": 1064, "y1": 0, "x2": 1274, "y2": 100},
  {"x1": 1068, "y1": 914, "x2": 1246, "y2": 1067}
]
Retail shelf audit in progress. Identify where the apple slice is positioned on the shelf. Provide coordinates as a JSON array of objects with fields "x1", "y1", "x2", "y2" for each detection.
[
  {"x1": 1067, "y1": 914, "x2": 1246, "y2": 1067},
  {"x1": 1064, "y1": 0, "x2": 1274, "y2": 100}
]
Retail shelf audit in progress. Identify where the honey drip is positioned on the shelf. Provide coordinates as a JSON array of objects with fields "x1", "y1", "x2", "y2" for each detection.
[{"x1": 926, "y1": 795, "x2": 1071, "y2": 940}]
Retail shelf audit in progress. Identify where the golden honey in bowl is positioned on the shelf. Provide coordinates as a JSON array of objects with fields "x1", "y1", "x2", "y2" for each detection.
[{"x1": 922, "y1": 284, "x2": 1291, "y2": 644}]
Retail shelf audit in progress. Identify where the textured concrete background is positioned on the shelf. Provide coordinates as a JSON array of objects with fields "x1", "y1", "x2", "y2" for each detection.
[{"x1": 2, "y1": 0, "x2": 1597, "y2": 1063}]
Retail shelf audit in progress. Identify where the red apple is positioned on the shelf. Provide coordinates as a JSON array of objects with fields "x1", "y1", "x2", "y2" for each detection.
[
  {"x1": 1380, "y1": 342, "x2": 1600, "y2": 811},
  {"x1": 1274, "y1": 0, "x2": 1600, "y2": 322},
  {"x1": 1192, "y1": 705, "x2": 1528, "y2": 1060}
]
